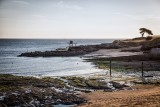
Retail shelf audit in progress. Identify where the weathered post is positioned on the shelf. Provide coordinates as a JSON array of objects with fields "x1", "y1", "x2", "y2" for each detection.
[
  {"x1": 142, "y1": 61, "x2": 144, "y2": 80},
  {"x1": 110, "y1": 60, "x2": 112, "y2": 79}
]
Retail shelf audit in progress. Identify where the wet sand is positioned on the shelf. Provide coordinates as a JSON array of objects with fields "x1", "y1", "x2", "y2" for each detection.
[{"x1": 78, "y1": 84, "x2": 160, "y2": 107}]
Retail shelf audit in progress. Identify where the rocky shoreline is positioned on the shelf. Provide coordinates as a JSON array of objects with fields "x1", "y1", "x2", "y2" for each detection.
[
  {"x1": 0, "y1": 74, "x2": 86, "y2": 106},
  {"x1": 0, "y1": 74, "x2": 133, "y2": 107},
  {"x1": 2, "y1": 36, "x2": 160, "y2": 106},
  {"x1": 18, "y1": 43, "x2": 122, "y2": 57},
  {"x1": 18, "y1": 45, "x2": 99, "y2": 57},
  {"x1": 18, "y1": 36, "x2": 160, "y2": 57}
]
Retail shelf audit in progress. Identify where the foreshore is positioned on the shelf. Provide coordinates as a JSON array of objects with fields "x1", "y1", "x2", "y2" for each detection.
[
  {"x1": 0, "y1": 72, "x2": 136, "y2": 107},
  {"x1": 1, "y1": 36, "x2": 160, "y2": 107},
  {"x1": 78, "y1": 36, "x2": 160, "y2": 107}
]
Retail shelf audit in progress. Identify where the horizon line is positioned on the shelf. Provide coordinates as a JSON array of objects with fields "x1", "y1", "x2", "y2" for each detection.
[{"x1": 0, "y1": 37, "x2": 129, "y2": 40}]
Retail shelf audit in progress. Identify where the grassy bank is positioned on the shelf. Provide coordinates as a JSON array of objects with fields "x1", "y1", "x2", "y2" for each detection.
[{"x1": 86, "y1": 54, "x2": 160, "y2": 72}]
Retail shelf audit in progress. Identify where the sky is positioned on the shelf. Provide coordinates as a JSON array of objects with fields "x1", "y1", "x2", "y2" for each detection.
[{"x1": 0, "y1": 0, "x2": 160, "y2": 39}]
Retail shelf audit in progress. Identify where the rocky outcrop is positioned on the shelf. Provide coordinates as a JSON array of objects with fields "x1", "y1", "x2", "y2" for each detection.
[
  {"x1": 18, "y1": 36, "x2": 160, "y2": 57},
  {"x1": 0, "y1": 74, "x2": 86, "y2": 107},
  {"x1": 0, "y1": 89, "x2": 86, "y2": 107},
  {"x1": 18, "y1": 44, "x2": 120, "y2": 57},
  {"x1": 112, "y1": 40, "x2": 145, "y2": 48},
  {"x1": 141, "y1": 43, "x2": 160, "y2": 51},
  {"x1": 18, "y1": 45, "x2": 98, "y2": 57},
  {"x1": 18, "y1": 50, "x2": 87, "y2": 57},
  {"x1": 140, "y1": 36, "x2": 160, "y2": 51}
]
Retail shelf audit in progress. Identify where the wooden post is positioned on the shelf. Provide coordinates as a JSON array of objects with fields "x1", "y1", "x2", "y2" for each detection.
[
  {"x1": 142, "y1": 61, "x2": 144, "y2": 80},
  {"x1": 110, "y1": 60, "x2": 112, "y2": 79}
]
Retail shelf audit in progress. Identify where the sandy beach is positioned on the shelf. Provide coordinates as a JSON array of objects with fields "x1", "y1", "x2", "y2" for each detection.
[
  {"x1": 86, "y1": 46, "x2": 143, "y2": 57},
  {"x1": 80, "y1": 42, "x2": 160, "y2": 107},
  {"x1": 0, "y1": 37, "x2": 160, "y2": 107},
  {"x1": 78, "y1": 84, "x2": 160, "y2": 107},
  {"x1": 1, "y1": 0, "x2": 160, "y2": 106}
]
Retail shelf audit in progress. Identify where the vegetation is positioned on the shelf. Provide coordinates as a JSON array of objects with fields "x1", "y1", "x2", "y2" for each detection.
[
  {"x1": 63, "y1": 76, "x2": 109, "y2": 89},
  {"x1": 90, "y1": 60, "x2": 135, "y2": 72},
  {"x1": 63, "y1": 76, "x2": 87, "y2": 87},
  {"x1": 139, "y1": 28, "x2": 153, "y2": 37},
  {"x1": 0, "y1": 74, "x2": 86, "y2": 106},
  {"x1": 146, "y1": 36, "x2": 153, "y2": 40},
  {"x1": 41, "y1": 77, "x2": 66, "y2": 88},
  {"x1": 141, "y1": 36, "x2": 160, "y2": 51},
  {"x1": 0, "y1": 74, "x2": 66, "y2": 91},
  {"x1": 86, "y1": 58, "x2": 160, "y2": 72}
]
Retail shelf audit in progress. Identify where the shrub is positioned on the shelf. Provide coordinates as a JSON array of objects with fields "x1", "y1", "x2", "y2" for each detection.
[{"x1": 146, "y1": 36, "x2": 153, "y2": 40}]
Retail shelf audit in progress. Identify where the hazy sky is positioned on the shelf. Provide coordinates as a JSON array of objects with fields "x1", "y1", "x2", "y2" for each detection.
[{"x1": 0, "y1": 0, "x2": 160, "y2": 39}]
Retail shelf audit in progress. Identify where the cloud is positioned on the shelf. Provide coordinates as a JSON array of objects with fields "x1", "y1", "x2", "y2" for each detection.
[
  {"x1": 12, "y1": 0, "x2": 29, "y2": 5},
  {"x1": 32, "y1": 14, "x2": 45, "y2": 18},
  {"x1": 55, "y1": 1, "x2": 83, "y2": 10},
  {"x1": 113, "y1": 12, "x2": 121, "y2": 15}
]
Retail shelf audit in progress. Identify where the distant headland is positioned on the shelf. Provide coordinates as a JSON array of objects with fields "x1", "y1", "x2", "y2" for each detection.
[{"x1": 18, "y1": 35, "x2": 160, "y2": 58}]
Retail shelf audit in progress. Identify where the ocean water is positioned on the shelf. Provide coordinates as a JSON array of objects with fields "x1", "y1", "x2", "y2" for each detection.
[{"x1": 0, "y1": 39, "x2": 114, "y2": 77}]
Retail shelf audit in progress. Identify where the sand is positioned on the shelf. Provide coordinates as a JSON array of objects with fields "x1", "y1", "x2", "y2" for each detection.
[
  {"x1": 78, "y1": 84, "x2": 160, "y2": 107},
  {"x1": 81, "y1": 47, "x2": 160, "y2": 107},
  {"x1": 86, "y1": 46, "x2": 143, "y2": 57}
]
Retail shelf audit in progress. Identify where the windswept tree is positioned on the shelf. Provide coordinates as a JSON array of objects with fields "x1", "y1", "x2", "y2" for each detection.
[{"x1": 139, "y1": 28, "x2": 153, "y2": 37}]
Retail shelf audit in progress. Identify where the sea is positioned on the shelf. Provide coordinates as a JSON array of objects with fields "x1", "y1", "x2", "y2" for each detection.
[{"x1": 0, "y1": 39, "x2": 114, "y2": 77}]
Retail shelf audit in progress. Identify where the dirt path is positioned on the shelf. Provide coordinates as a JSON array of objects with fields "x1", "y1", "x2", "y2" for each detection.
[{"x1": 78, "y1": 85, "x2": 160, "y2": 107}]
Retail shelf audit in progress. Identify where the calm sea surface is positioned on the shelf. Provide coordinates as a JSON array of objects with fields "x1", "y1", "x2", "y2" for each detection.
[{"x1": 0, "y1": 39, "x2": 114, "y2": 77}]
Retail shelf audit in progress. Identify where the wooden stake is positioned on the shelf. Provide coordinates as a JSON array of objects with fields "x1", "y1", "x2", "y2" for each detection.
[
  {"x1": 142, "y1": 61, "x2": 144, "y2": 80},
  {"x1": 110, "y1": 60, "x2": 111, "y2": 79}
]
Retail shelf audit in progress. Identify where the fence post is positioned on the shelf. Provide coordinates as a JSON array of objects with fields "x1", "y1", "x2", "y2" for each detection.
[
  {"x1": 110, "y1": 60, "x2": 112, "y2": 79},
  {"x1": 142, "y1": 61, "x2": 144, "y2": 80}
]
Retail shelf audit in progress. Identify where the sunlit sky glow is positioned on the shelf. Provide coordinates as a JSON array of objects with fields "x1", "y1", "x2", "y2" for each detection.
[{"x1": 0, "y1": 0, "x2": 160, "y2": 39}]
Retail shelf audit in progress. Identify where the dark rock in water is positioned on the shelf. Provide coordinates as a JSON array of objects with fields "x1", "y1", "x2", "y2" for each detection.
[{"x1": 18, "y1": 50, "x2": 88, "y2": 57}]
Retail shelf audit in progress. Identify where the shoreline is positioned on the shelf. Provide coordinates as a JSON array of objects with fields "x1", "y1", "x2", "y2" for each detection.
[
  {"x1": 78, "y1": 84, "x2": 160, "y2": 107},
  {"x1": 1, "y1": 36, "x2": 160, "y2": 106},
  {"x1": 0, "y1": 72, "x2": 136, "y2": 107}
]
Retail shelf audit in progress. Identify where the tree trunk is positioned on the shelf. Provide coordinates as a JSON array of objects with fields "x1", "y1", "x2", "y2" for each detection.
[{"x1": 142, "y1": 33, "x2": 144, "y2": 37}]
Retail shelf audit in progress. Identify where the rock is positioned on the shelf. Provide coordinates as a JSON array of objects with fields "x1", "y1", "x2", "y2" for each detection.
[
  {"x1": 3, "y1": 94, "x2": 18, "y2": 106},
  {"x1": 0, "y1": 103, "x2": 7, "y2": 107},
  {"x1": 0, "y1": 95, "x2": 5, "y2": 101},
  {"x1": 109, "y1": 81, "x2": 129, "y2": 89},
  {"x1": 18, "y1": 43, "x2": 123, "y2": 57},
  {"x1": 104, "y1": 88, "x2": 114, "y2": 92},
  {"x1": 18, "y1": 45, "x2": 99, "y2": 57}
]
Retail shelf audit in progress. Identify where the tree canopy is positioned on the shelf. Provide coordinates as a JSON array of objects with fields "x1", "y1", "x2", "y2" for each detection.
[{"x1": 139, "y1": 28, "x2": 153, "y2": 37}]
